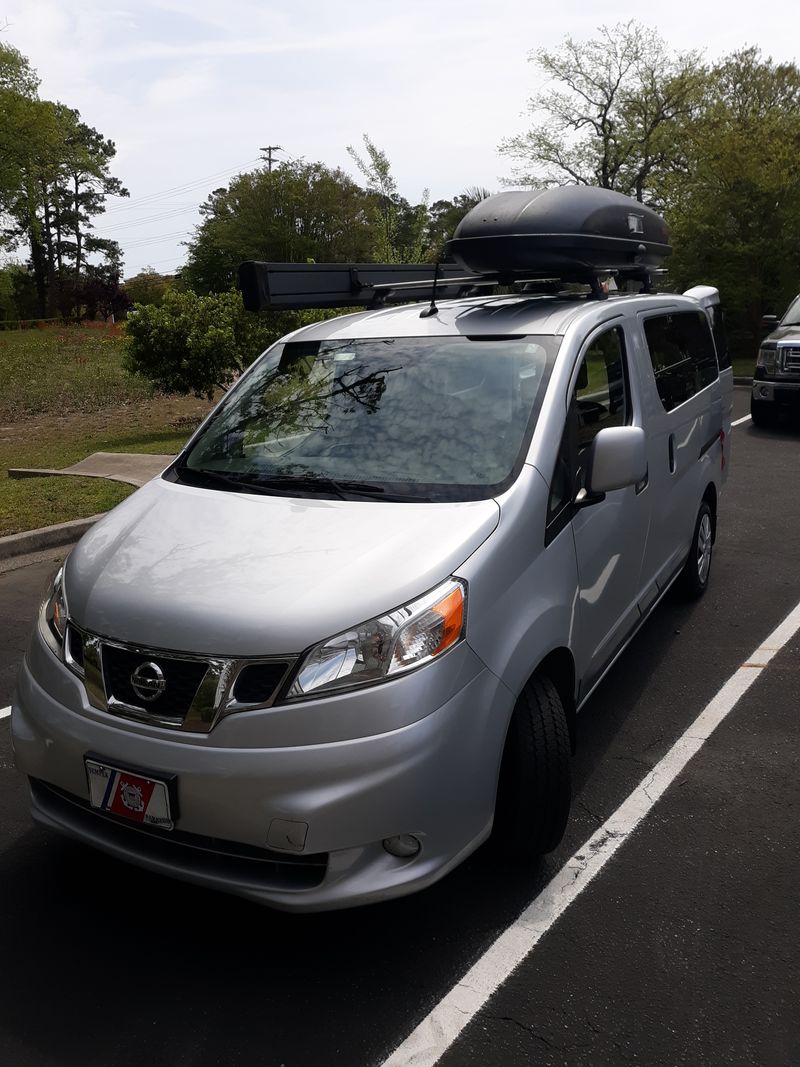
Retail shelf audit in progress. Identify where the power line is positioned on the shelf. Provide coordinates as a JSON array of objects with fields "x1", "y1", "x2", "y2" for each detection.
[
  {"x1": 100, "y1": 205, "x2": 199, "y2": 233},
  {"x1": 103, "y1": 158, "x2": 262, "y2": 214},
  {"x1": 123, "y1": 230, "x2": 193, "y2": 249}
]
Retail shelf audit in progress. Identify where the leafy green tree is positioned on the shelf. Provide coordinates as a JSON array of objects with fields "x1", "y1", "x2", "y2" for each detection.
[
  {"x1": 124, "y1": 289, "x2": 337, "y2": 398},
  {"x1": 665, "y1": 49, "x2": 800, "y2": 360},
  {"x1": 80, "y1": 250, "x2": 128, "y2": 321},
  {"x1": 347, "y1": 134, "x2": 430, "y2": 261},
  {"x1": 124, "y1": 266, "x2": 173, "y2": 307},
  {"x1": 1, "y1": 44, "x2": 127, "y2": 317},
  {"x1": 0, "y1": 43, "x2": 39, "y2": 223},
  {"x1": 499, "y1": 22, "x2": 705, "y2": 202},
  {"x1": 182, "y1": 161, "x2": 377, "y2": 294},
  {"x1": 426, "y1": 187, "x2": 492, "y2": 260}
]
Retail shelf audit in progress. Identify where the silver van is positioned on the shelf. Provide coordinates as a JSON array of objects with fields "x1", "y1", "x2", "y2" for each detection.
[{"x1": 12, "y1": 189, "x2": 733, "y2": 911}]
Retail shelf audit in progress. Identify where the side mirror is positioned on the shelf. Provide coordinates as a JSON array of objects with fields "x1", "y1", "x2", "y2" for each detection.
[
  {"x1": 762, "y1": 315, "x2": 779, "y2": 327},
  {"x1": 582, "y1": 426, "x2": 647, "y2": 500}
]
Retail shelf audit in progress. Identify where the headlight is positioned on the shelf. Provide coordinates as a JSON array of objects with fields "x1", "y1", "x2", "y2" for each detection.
[
  {"x1": 287, "y1": 577, "x2": 467, "y2": 699},
  {"x1": 757, "y1": 346, "x2": 779, "y2": 374},
  {"x1": 41, "y1": 567, "x2": 68, "y2": 654}
]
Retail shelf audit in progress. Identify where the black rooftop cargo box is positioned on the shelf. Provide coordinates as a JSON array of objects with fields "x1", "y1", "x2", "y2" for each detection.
[{"x1": 446, "y1": 186, "x2": 671, "y2": 281}]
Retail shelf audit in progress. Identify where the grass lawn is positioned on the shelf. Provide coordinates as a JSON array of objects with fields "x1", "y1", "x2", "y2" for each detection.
[{"x1": 0, "y1": 324, "x2": 213, "y2": 537}]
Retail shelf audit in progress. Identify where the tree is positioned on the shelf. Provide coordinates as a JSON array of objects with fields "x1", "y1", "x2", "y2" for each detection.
[
  {"x1": 182, "y1": 160, "x2": 377, "y2": 294},
  {"x1": 426, "y1": 187, "x2": 492, "y2": 261},
  {"x1": 124, "y1": 266, "x2": 173, "y2": 307},
  {"x1": 0, "y1": 43, "x2": 39, "y2": 223},
  {"x1": 80, "y1": 251, "x2": 129, "y2": 321},
  {"x1": 124, "y1": 289, "x2": 337, "y2": 398},
  {"x1": 0, "y1": 44, "x2": 127, "y2": 317},
  {"x1": 347, "y1": 134, "x2": 431, "y2": 261},
  {"x1": 499, "y1": 22, "x2": 705, "y2": 203},
  {"x1": 665, "y1": 49, "x2": 800, "y2": 360}
]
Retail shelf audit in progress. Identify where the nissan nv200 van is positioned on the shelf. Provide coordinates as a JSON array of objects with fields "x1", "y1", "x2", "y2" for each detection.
[{"x1": 12, "y1": 188, "x2": 733, "y2": 910}]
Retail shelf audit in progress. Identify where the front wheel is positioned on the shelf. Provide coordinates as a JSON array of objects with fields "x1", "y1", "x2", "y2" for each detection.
[
  {"x1": 492, "y1": 673, "x2": 572, "y2": 860},
  {"x1": 677, "y1": 501, "x2": 714, "y2": 600}
]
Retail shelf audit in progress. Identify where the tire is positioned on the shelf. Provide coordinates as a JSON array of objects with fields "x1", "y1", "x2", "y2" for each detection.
[
  {"x1": 677, "y1": 501, "x2": 714, "y2": 600},
  {"x1": 750, "y1": 397, "x2": 777, "y2": 429},
  {"x1": 493, "y1": 673, "x2": 572, "y2": 860}
]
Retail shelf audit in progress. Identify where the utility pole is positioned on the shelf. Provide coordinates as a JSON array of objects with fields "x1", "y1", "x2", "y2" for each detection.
[{"x1": 260, "y1": 146, "x2": 282, "y2": 173}]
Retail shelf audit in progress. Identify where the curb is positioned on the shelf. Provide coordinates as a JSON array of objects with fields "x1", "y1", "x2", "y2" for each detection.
[{"x1": 0, "y1": 513, "x2": 103, "y2": 562}]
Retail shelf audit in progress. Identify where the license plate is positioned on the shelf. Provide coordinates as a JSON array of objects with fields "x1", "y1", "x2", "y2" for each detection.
[{"x1": 85, "y1": 757, "x2": 174, "y2": 830}]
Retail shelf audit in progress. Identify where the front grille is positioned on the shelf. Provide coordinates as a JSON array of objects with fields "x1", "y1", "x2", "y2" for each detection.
[
  {"x1": 233, "y1": 662, "x2": 289, "y2": 704},
  {"x1": 67, "y1": 626, "x2": 84, "y2": 670},
  {"x1": 782, "y1": 346, "x2": 800, "y2": 372},
  {"x1": 66, "y1": 625, "x2": 297, "y2": 733},
  {"x1": 32, "y1": 779, "x2": 328, "y2": 891},
  {"x1": 102, "y1": 645, "x2": 207, "y2": 720}
]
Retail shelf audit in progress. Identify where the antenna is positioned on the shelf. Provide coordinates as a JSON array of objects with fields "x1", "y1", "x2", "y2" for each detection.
[{"x1": 419, "y1": 262, "x2": 441, "y2": 318}]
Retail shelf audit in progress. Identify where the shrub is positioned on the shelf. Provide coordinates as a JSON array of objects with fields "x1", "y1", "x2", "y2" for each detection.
[{"x1": 124, "y1": 289, "x2": 334, "y2": 399}]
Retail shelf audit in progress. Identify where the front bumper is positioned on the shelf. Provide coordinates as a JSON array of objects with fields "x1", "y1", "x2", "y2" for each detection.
[
  {"x1": 752, "y1": 379, "x2": 800, "y2": 408},
  {"x1": 12, "y1": 633, "x2": 512, "y2": 911}
]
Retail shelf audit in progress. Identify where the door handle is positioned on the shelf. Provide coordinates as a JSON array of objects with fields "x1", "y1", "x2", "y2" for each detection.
[{"x1": 668, "y1": 433, "x2": 676, "y2": 474}]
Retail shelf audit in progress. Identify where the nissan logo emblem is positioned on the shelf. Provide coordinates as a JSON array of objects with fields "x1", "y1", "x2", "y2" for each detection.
[{"x1": 130, "y1": 661, "x2": 166, "y2": 702}]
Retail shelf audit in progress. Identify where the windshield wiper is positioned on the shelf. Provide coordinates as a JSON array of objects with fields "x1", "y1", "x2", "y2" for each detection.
[
  {"x1": 254, "y1": 475, "x2": 433, "y2": 502},
  {"x1": 175, "y1": 466, "x2": 391, "y2": 500},
  {"x1": 249, "y1": 474, "x2": 387, "y2": 499},
  {"x1": 173, "y1": 466, "x2": 288, "y2": 496},
  {"x1": 172, "y1": 465, "x2": 431, "y2": 501}
]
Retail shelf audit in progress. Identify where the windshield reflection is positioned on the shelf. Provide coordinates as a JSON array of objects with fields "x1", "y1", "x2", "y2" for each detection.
[{"x1": 181, "y1": 335, "x2": 558, "y2": 502}]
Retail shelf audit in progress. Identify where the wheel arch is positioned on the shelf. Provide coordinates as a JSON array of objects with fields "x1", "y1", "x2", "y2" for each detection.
[
  {"x1": 702, "y1": 481, "x2": 718, "y2": 541},
  {"x1": 523, "y1": 646, "x2": 577, "y2": 754}
]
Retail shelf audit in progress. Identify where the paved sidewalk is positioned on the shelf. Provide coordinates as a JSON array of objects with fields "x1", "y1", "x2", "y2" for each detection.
[{"x1": 8, "y1": 451, "x2": 175, "y2": 488}]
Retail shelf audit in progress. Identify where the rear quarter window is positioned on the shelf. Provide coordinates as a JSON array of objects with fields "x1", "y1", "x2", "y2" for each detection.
[
  {"x1": 643, "y1": 311, "x2": 719, "y2": 412},
  {"x1": 711, "y1": 306, "x2": 731, "y2": 370}
]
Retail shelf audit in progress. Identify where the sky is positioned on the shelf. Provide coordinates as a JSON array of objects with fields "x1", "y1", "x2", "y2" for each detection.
[{"x1": 2, "y1": 0, "x2": 798, "y2": 278}]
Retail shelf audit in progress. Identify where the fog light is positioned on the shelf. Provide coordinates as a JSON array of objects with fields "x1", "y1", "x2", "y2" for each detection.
[
  {"x1": 760, "y1": 386, "x2": 768, "y2": 397},
  {"x1": 383, "y1": 834, "x2": 421, "y2": 858}
]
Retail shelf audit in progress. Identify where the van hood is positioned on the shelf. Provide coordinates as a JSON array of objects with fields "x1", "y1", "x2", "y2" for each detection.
[{"x1": 65, "y1": 477, "x2": 500, "y2": 656}]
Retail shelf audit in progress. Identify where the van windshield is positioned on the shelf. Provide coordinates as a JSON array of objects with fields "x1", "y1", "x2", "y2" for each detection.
[{"x1": 177, "y1": 335, "x2": 558, "y2": 502}]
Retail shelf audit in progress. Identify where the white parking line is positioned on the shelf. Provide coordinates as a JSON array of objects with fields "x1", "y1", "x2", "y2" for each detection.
[
  {"x1": 732, "y1": 414, "x2": 751, "y2": 427},
  {"x1": 0, "y1": 706, "x2": 10, "y2": 721},
  {"x1": 381, "y1": 599, "x2": 800, "y2": 1067}
]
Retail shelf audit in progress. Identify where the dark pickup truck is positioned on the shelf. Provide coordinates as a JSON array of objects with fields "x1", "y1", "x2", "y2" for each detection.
[{"x1": 752, "y1": 295, "x2": 800, "y2": 426}]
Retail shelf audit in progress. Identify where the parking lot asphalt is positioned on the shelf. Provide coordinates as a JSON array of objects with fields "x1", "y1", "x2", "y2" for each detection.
[{"x1": 0, "y1": 387, "x2": 797, "y2": 1067}]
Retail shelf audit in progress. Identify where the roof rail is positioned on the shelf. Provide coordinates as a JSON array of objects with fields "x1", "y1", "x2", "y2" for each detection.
[{"x1": 238, "y1": 262, "x2": 491, "y2": 312}]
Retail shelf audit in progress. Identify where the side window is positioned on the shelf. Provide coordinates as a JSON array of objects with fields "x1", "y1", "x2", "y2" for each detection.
[
  {"x1": 574, "y1": 326, "x2": 629, "y2": 453},
  {"x1": 643, "y1": 311, "x2": 719, "y2": 412},
  {"x1": 546, "y1": 327, "x2": 629, "y2": 539}
]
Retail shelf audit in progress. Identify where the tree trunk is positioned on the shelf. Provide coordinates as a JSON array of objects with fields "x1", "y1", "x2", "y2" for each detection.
[
  {"x1": 39, "y1": 178, "x2": 58, "y2": 318},
  {"x1": 21, "y1": 176, "x2": 47, "y2": 318},
  {"x1": 73, "y1": 173, "x2": 83, "y2": 320}
]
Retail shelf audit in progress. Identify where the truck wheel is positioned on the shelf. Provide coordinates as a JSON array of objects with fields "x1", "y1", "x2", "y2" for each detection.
[
  {"x1": 493, "y1": 673, "x2": 571, "y2": 860},
  {"x1": 678, "y1": 501, "x2": 714, "y2": 600},
  {"x1": 750, "y1": 397, "x2": 777, "y2": 428}
]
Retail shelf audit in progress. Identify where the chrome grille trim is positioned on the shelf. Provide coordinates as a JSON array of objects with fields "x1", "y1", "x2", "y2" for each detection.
[
  {"x1": 780, "y1": 345, "x2": 800, "y2": 373},
  {"x1": 65, "y1": 623, "x2": 295, "y2": 734}
]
